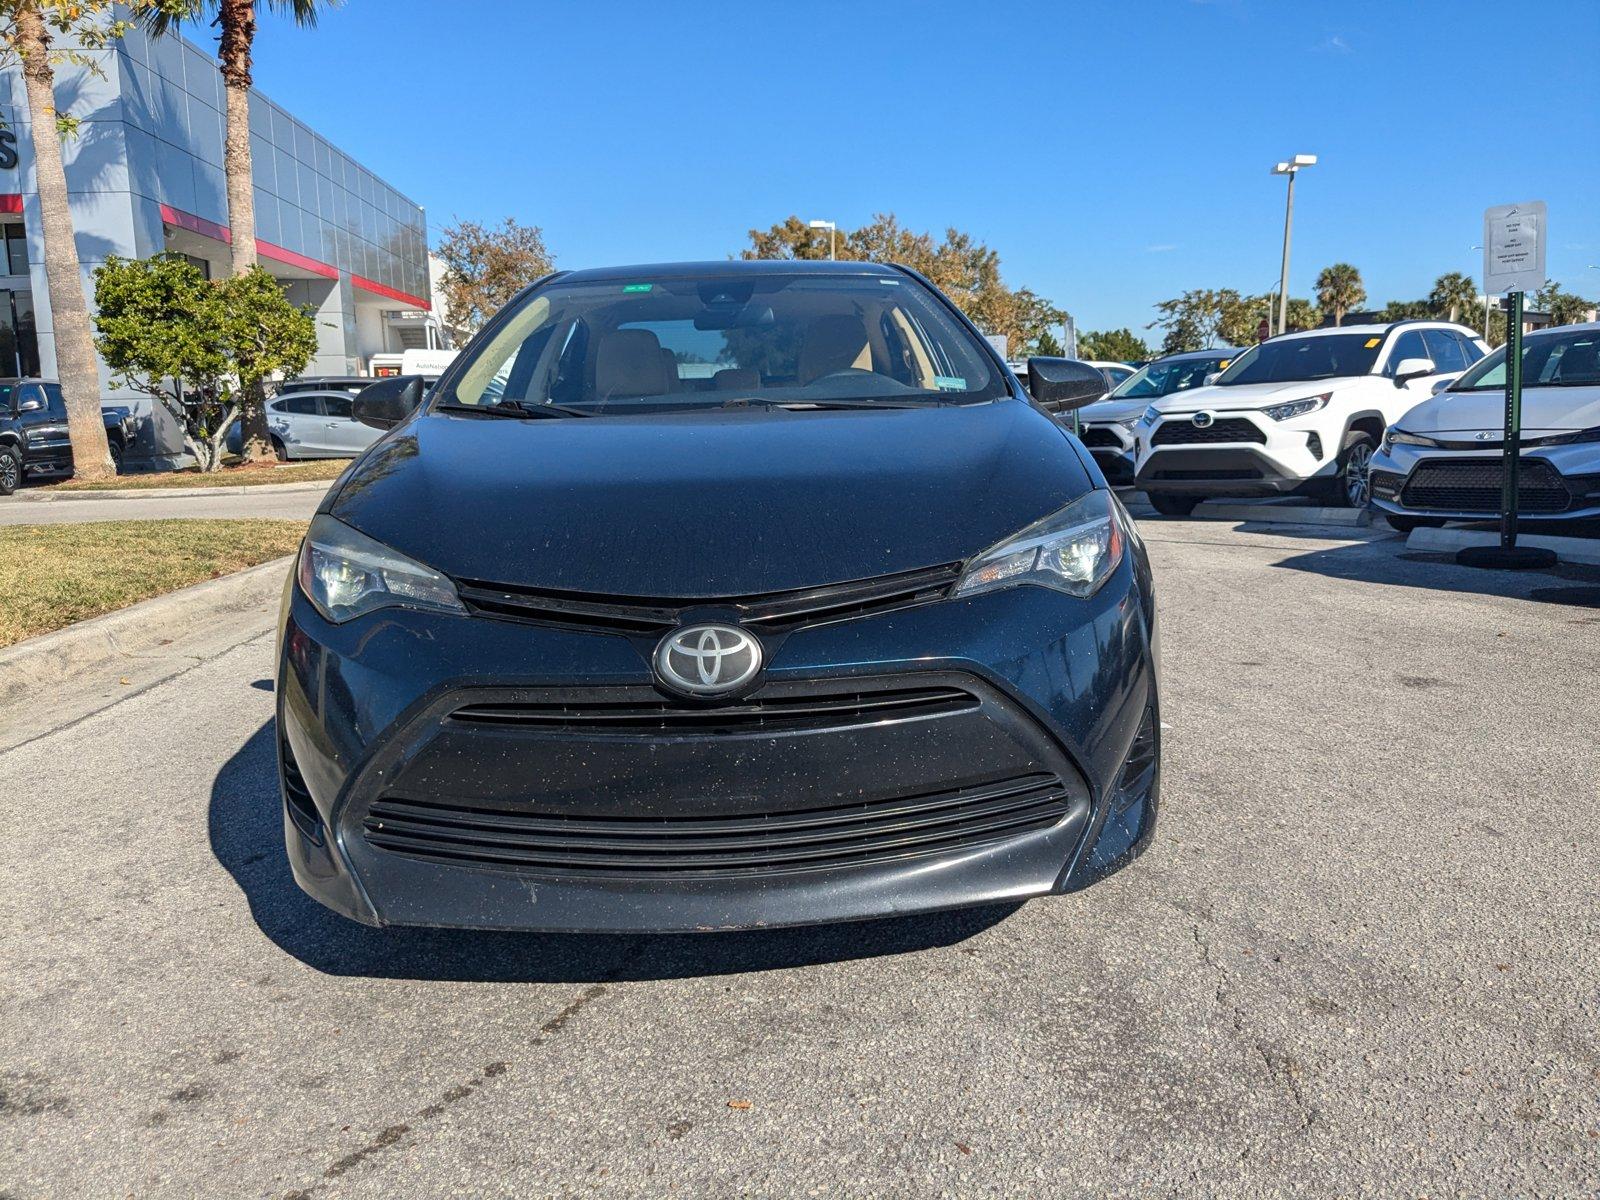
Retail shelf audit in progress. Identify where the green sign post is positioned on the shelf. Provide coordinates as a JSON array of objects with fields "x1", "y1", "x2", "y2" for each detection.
[{"x1": 1500, "y1": 289, "x2": 1524, "y2": 550}]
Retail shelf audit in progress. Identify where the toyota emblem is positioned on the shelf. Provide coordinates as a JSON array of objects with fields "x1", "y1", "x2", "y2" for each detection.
[
  {"x1": 1192, "y1": 411, "x2": 1215, "y2": 428},
  {"x1": 1474, "y1": 431, "x2": 1495, "y2": 442},
  {"x1": 653, "y1": 624, "x2": 763, "y2": 697}
]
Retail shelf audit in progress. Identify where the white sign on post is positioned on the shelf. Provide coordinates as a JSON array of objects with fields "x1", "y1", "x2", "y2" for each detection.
[{"x1": 1483, "y1": 201, "x2": 1546, "y2": 296}]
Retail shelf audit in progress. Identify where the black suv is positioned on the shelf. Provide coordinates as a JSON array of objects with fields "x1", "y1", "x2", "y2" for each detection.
[{"x1": 0, "y1": 378, "x2": 134, "y2": 494}]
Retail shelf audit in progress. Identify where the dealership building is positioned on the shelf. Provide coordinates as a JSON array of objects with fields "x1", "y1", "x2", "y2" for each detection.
[{"x1": 0, "y1": 23, "x2": 434, "y2": 463}]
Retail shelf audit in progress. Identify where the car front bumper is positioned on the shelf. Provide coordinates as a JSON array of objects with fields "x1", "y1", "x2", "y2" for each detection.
[
  {"x1": 1134, "y1": 409, "x2": 1338, "y2": 496},
  {"x1": 1077, "y1": 420, "x2": 1136, "y2": 485},
  {"x1": 275, "y1": 548, "x2": 1161, "y2": 933},
  {"x1": 1369, "y1": 443, "x2": 1600, "y2": 522}
]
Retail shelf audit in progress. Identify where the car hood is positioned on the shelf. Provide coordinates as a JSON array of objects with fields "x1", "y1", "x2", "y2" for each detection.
[
  {"x1": 1146, "y1": 379, "x2": 1347, "y2": 413},
  {"x1": 1078, "y1": 396, "x2": 1148, "y2": 424},
  {"x1": 328, "y1": 399, "x2": 1093, "y2": 596},
  {"x1": 1395, "y1": 386, "x2": 1600, "y2": 435}
]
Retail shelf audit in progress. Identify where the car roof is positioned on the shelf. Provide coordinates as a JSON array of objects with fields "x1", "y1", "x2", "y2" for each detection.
[
  {"x1": 1269, "y1": 320, "x2": 1473, "y2": 340},
  {"x1": 557, "y1": 260, "x2": 903, "y2": 283},
  {"x1": 1153, "y1": 348, "x2": 1240, "y2": 362},
  {"x1": 1524, "y1": 319, "x2": 1600, "y2": 338}
]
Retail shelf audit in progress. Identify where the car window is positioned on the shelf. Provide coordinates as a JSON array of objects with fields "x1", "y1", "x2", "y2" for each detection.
[
  {"x1": 0, "y1": 383, "x2": 12, "y2": 413},
  {"x1": 278, "y1": 395, "x2": 321, "y2": 415},
  {"x1": 1422, "y1": 330, "x2": 1467, "y2": 374},
  {"x1": 1109, "y1": 354, "x2": 1231, "y2": 399},
  {"x1": 322, "y1": 394, "x2": 353, "y2": 419},
  {"x1": 1384, "y1": 331, "x2": 1429, "y2": 376},
  {"x1": 1449, "y1": 328, "x2": 1600, "y2": 390},
  {"x1": 1456, "y1": 333, "x2": 1485, "y2": 366},
  {"x1": 447, "y1": 271, "x2": 1003, "y2": 413},
  {"x1": 1216, "y1": 334, "x2": 1383, "y2": 385},
  {"x1": 42, "y1": 384, "x2": 67, "y2": 417}
]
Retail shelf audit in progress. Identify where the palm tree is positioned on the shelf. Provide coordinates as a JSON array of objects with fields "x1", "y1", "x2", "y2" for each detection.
[
  {"x1": 1548, "y1": 290, "x2": 1595, "y2": 327},
  {"x1": 1429, "y1": 272, "x2": 1476, "y2": 324},
  {"x1": 146, "y1": 0, "x2": 338, "y2": 461},
  {"x1": 1315, "y1": 263, "x2": 1366, "y2": 327},
  {"x1": 5, "y1": 0, "x2": 117, "y2": 481}
]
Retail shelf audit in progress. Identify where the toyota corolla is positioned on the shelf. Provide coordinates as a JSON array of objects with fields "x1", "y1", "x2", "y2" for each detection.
[{"x1": 277, "y1": 260, "x2": 1161, "y2": 933}]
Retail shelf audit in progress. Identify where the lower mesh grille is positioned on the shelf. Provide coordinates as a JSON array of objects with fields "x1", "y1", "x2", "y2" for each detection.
[
  {"x1": 1081, "y1": 427, "x2": 1122, "y2": 448},
  {"x1": 362, "y1": 772, "x2": 1072, "y2": 877},
  {"x1": 1401, "y1": 459, "x2": 1571, "y2": 513},
  {"x1": 281, "y1": 739, "x2": 324, "y2": 843}
]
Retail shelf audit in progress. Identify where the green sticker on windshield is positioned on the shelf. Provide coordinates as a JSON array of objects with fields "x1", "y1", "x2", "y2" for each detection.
[
  {"x1": 623, "y1": 283, "x2": 653, "y2": 293},
  {"x1": 934, "y1": 375, "x2": 967, "y2": 391}
]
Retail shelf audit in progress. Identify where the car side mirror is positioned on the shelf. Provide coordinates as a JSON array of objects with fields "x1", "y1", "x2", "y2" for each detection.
[
  {"x1": 1392, "y1": 357, "x2": 1436, "y2": 385},
  {"x1": 1202, "y1": 373, "x2": 1221, "y2": 386},
  {"x1": 1025, "y1": 357, "x2": 1107, "y2": 412},
  {"x1": 1430, "y1": 377, "x2": 1454, "y2": 395},
  {"x1": 353, "y1": 375, "x2": 424, "y2": 430},
  {"x1": 17, "y1": 397, "x2": 41, "y2": 413}
]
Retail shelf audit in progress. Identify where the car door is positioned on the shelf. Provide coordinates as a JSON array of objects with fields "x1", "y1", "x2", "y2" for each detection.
[
  {"x1": 315, "y1": 392, "x2": 378, "y2": 457},
  {"x1": 1381, "y1": 330, "x2": 1438, "y2": 417},
  {"x1": 270, "y1": 393, "x2": 323, "y2": 458},
  {"x1": 20, "y1": 383, "x2": 70, "y2": 463}
]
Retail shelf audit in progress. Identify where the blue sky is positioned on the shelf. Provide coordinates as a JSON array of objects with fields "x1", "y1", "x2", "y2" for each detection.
[{"x1": 253, "y1": 0, "x2": 1600, "y2": 336}]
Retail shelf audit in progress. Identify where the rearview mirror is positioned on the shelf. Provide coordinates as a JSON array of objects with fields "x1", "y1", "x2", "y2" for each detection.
[
  {"x1": 1392, "y1": 357, "x2": 1436, "y2": 385},
  {"x1": 353, "y1": 375, "x2": 424, "y2": 430},
  {"x1": 1024, "y1": 357, "x2": 1107, "y2": 412}
]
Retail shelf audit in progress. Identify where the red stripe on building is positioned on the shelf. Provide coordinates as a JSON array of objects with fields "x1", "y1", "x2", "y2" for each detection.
[
  {"x1": 0, "y1": 194, "x2": 22, "y2": 214},
  {"x1": 159, "y1": 203, "x2": 231, "y2": 244},
  {"x1": 351, "y1": 273, "x2": 429, "y2": 310},
  {"x1": 257, "y1": 240, "x2": 339, "y2": 279}
]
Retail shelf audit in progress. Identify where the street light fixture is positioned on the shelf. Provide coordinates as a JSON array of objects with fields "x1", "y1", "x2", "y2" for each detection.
[
  {"x1": 1271, "y1": 154, "x2": 1316, "y2": 335},
  {"x1": 807, "y1": 219, "x2": 837, "y2": 261}
]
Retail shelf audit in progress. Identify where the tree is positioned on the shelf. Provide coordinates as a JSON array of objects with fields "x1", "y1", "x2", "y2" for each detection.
[
  {"x1": 1546, "y1": 288, "x2": 1594, "y2": 327},
  {"x1": 1380, "y1": 299, "x2": 1431, "y2": 321},
  {"x1": 94, "y1": 255, "x2": 315, "y2": 471},
  {"x1": 144, "y1": 0, "x2": 339, "y2": 463},
  {"x1": 1078, "y1": 328, "x2": 1150, "y2": 363},
  {"x1": 1282, "y1": 297, "x2": 1322, "y2": 332},
  {"x1": 1429, "y1": 272, "x2": 1476, "y2": 324},
  {"x1": 1315, "y1": 263, "x2": 1366, "y2": 326},
  {"x1": 1218, "y1": 291, "x2": 1272, "y2": 347},
  {"x1": 1148, "y1": 289, "x2": 1233, "y2": 353},
  {"x1": 0, "y1": 1, "x2": 180, "y2": 481},
  {"x1": 740, "y1": 213, "x2": 1065, "y2": 360},
  {"x1": 436, "y1": 216, "x2": 555, "y2": 335}
]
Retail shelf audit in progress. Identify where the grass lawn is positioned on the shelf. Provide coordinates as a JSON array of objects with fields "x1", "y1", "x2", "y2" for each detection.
[
  {"x1": 50, "y1": 458, "x2": 351, "y2": 491},
  {"x1": 0, "y1": 519, "x2": 306, "y2": 648}
]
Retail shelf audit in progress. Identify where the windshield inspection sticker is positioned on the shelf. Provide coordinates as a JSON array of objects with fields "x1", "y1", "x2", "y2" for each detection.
[
  {"x1": 622, "y1": 283, "x2": 653, "y2": 293},
  {"x1": 934, "y1": 376, "x2": 967, "y2": 391},
  {"x1": 1364, "y1": 337, "x2": 1381, "y2": 348}
]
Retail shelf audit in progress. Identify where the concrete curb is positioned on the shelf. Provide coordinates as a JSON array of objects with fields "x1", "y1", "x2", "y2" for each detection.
[
  {"x1": 1191, "y1": 500, "x2": 1373, "y2": 528},
  {"x1": 0, "y1": 556, "x2": 293, "y2": 720},
  {"x1": 1406, "y1": 527, "x2": 1600, "y2": 566},
  {"x1": 11, "y1": 479, "x2": 335, "y2": 503}
]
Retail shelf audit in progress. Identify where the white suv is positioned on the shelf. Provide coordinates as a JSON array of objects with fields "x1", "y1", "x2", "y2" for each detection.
[{"x1": 1132, "y1": 321, "x2": 1487, "y2": 515}]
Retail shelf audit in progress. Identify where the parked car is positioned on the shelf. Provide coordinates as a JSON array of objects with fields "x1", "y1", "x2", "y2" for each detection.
[
  {"x1": 1086, "y1": 359, "x2": 1137, "y2": 390},
  {"x1": 227, "y1": 389, "x2": 385, "y2": 460},
  {"x1": 1369, "y1": 321, "x2": 1600, "y2": 531},
  {"x1": 1076, "y1": 349, "x2": 1239, "y2": 485},
  {"x1": 276, "y1": 376, "x2": 375, "y2": 398},
  {"x1": 0, "y1": 378, "x2": 135, "y2": 495},
  {"x1": 278, "y1": 260, "x2": 1161, "y2": 933},
  {"x1": 1132, "y1": 321, "x2": 1486, "y2": 515}
]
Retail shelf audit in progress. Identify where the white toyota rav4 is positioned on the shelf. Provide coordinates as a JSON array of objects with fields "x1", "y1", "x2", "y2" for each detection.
[{"x1": 1132, "y1": 321, "x2": 1487, "y2": 515}]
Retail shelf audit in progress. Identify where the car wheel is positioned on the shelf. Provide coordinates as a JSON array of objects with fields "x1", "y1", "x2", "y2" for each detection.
[
  {"x1": 271, "y1": 436, "x2": 288, "y2": 462},
  {"x1": 1384, "y1": 514, "x2": 1444, "y2": 534},
  {"x1": 1148, "y1": 494, "x2": 1200, "y2": 517},
  {"x1": 108, "y1": 439, "x2": 124, "y2": 473},
  {"x1": 0, "y1": 445, "x2": 20, "y2": 496},
  {"x1": 1333, "y1": 432, "x2": 1376, "y2": 508}
]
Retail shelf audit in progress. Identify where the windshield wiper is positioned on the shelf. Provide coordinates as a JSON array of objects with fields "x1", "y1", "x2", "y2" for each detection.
[
  {"x1": 723, "y1": 396, "x2": 933, "y2": 411},
  {"x1": 438, "y1": 400, "x2": 596, "y2": 419}
]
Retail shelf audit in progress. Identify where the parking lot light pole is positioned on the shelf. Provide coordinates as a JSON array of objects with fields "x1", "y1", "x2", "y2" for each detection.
[
  {"x1": 807, "y1": 219, "x2": 837, "y2": 261},
  {"x1": 1271, "y1": 155, "x2": 1316, "y2": 335}
]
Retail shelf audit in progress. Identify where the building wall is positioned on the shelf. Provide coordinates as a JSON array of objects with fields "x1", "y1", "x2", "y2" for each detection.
[{"x1": 0, "y1": 24, "x2": 428, "y2": 460}]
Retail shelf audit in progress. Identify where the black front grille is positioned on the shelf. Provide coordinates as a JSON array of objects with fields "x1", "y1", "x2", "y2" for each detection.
[
  {"x1": 280, "y1": 739, "x2": 324, "y2": 843},
  {"x1": 362, "y1": 772, "x2": 1073, "y2": 877},
  {"x1": 455, "y1": 561, "x2": 963, "y2": 636},
  {"x1": 1081, "y1": 427, "x2": 1123, "y2": 448},
  {"x1": 1152, "y1": 418, "x2": 1266, "y2": 446},
  {"x1": 450, "y1": 685, "x2": 978, "y2": 735},
  {"x1": 1401, "y1": 459, "x2": 1571, "y2": 513}
]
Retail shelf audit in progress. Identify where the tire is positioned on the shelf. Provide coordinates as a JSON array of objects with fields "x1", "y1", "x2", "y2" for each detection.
[
  {"x1": 1149, "y1": 493, "x2": 1200, "y2": 517},
  {"x1": 1330, "y1": 431, "x2": 1376, "y2": 508},
  {"x1": 108, "y1": 438, "x2": 124, "y2": 473},
  {"x1": 1384, "y1": 514, "x2": 1444, "y2": 535},
  {"x1": 0, "y1": 444, "x2": 19, "y2": 496},
  {"x1": 270, "y1": 436, "x2": 288, "y2": 462}
]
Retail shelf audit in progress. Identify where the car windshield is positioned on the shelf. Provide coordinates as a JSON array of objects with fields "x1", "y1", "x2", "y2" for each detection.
[
  {"x1": 442, "y1": 271, "x2": 1003, "y2": 414},
  {"x1": 1450, "y1": 328, "x2": 1600, "y2": 391},
  {"x1": 1108, "y1": 353, "x2": 1233, "y2": 399},
  {"x1": 1214, "y1": 334, "x2": 1382, "y2": 385}
]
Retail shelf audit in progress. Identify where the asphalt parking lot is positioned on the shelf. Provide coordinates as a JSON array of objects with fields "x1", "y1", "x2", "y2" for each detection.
[{"x1": 3, "y1": 517, "x2": 1597, "y2": 1199}]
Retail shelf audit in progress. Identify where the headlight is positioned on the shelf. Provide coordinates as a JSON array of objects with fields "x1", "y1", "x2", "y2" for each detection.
[
  {"x1": 1383, "y1": 428, "x2": 1441, "y2": 450},
  {"x1": 1261, "y1": 393, "x2": 1331, "y2": 422},
  {"x1": 953, "y1": 491, "x2": 1125, "y2": 600},
  {"x1": 1141, "y1": 406, "x2": 1160, "y2": 425},
  {"x1": 1114, "y1": 417, "x2": 1140, "y2": 431},
  {"x1": 1543, "y1": 425, "x2": 1600, "y2": 446},
  {"x1": 296, "y1": 513, "x2": 465, "y2": 623}
]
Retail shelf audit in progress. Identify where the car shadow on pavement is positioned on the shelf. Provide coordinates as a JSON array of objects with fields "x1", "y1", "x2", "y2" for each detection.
[
  {"x1": 210, "y1": 721, "x2": 1022, "y2": 984},
  {"x1": 1272, "y1": 534, "x2": 1600, "y2": 606}
]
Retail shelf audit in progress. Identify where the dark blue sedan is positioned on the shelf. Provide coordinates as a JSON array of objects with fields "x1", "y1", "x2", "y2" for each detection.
[{"x1": 275, "y1": 260, "x2": 1161, "y2": 933}]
